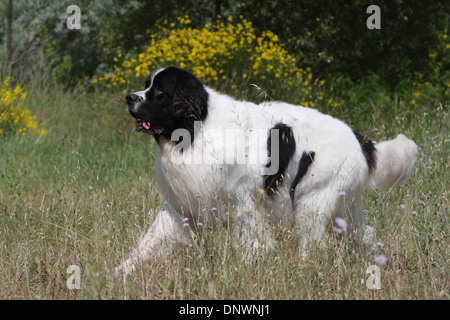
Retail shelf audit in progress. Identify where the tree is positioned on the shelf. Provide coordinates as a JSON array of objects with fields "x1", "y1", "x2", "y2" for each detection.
[
  {"x1": 229, "y1": 0, "x2": 449, "y2": 89},
  {"x1": 6, "y1": 0, "x2": 13, "y2": 67}
]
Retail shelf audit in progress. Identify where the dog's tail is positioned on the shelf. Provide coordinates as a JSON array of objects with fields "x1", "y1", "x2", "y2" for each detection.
[{"x1": 369, "y1": 134, "x2": 418, "y2": 189}]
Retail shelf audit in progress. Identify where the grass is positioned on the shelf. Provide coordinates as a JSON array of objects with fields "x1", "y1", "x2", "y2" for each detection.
[{"x1": 0, "y1": 78, "x2": 448, "y2": 300}]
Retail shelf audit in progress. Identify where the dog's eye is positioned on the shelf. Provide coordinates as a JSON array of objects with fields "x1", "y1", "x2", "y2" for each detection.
[{"x1": 154, "y1": 88, "x2": 163, "y2": 96}]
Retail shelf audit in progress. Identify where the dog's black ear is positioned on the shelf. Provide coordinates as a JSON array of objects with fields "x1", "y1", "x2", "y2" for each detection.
[{"x1": 172, "y1": 72, "x2": 208, "y2": 122}]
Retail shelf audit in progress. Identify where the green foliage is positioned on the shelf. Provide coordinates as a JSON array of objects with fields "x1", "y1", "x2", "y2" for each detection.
[
  {"x1": 2, "y1": 0, "x2": 449, "y2": 93},
  {"x1": 231, "y1": 0, "x2": 449, "y2": 90},
  {"x1": 95, "y1": 16, "x2": 336, "y2": 107}
]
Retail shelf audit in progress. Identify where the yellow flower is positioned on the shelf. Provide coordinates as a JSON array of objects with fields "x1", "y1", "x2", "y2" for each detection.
[
  {"x1": 97, "y1": 15, "x2": 330, "y2": 108},
  {"x1": 0, "y1": 75, "x2": 47, "y2": 136}
]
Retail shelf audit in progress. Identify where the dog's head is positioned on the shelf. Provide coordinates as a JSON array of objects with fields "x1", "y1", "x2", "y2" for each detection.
[{"x1": 126, "y1": 67, "x2": 209, "y2": 139}]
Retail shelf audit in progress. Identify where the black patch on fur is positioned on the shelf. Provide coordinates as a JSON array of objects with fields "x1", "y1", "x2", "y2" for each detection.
[
  {"x1": 155, "y1": 67, "x2": 209, "y2": 143},
  {"x1": 289, "y1": 151, "x2": 315, "y2": 203},
  {"x1": 128, "y1": 67, "x2": 208, "y2": 145},
  {"x1": 353, "y1": 131, "x2": 377, "y2": 173},
  {"x1": 263, "y1": 123, "x2": 296, "y2": 196}
]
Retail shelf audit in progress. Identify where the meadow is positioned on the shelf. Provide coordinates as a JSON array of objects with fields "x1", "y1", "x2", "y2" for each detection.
[
  {"x1": 0, "y1": 74, "x2": 448, "y2": 300},
  {"x1": 0, "y1": 16, "x2": 448, "y2": 300}
]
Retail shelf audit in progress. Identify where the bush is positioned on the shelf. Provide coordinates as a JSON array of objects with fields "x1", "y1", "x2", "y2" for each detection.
[
  {"x1": 0, "y1": 75, "x2": 47, "y2": 136},
  {"x1": 95, "y1": 16, "x2": 340, "y2": 108}
]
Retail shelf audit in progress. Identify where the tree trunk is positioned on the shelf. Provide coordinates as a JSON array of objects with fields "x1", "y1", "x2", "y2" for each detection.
[{"x1": 7, "y1": 0, "x2": 13, "y2": 65}]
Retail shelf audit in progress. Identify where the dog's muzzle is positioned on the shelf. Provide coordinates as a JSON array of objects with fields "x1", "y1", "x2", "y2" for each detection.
[{"x1": 126, "y1": 94, "x2": 154, "y2": 135}]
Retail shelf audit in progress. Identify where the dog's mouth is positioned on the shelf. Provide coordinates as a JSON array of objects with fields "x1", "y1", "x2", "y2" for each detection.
[
  {"x1": 136, "y1": 119, "x2": 151, "y2": 131},
  {"x1": 135, "y1": 119, "x2": 153, "y2": 135},
  {"x1": 135, "y1": 119, "x2": 163, "y2": 135}
]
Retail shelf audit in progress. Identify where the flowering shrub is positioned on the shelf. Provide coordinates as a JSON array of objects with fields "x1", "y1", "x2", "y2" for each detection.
[
  {"x1": 95, "y1": 16, "x2": 340, "y2": 108},
  {"x1": 0, "y1": 75, "x2": 47, "y2": 136}
]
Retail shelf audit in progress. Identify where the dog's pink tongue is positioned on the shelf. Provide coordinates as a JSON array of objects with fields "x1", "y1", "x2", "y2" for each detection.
[{"x1": 142, "y1": 122, "x2": 151, "y2": 130}]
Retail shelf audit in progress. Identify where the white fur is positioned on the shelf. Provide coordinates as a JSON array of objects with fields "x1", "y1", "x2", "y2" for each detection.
[
  {"x1": 369, "y1": 134, "x2": 418, "y2": 189},
  {"x1": 117, "y1": 83, "x2": 417, "y2": 275}
]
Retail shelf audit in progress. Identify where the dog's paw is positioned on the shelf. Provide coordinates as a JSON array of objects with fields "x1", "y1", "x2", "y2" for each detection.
[{"x1": 362, "y1": 225, "x2": 382, "y2": 253}]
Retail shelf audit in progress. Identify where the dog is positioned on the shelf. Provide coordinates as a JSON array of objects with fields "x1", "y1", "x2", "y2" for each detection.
[{"x1": 117, "y1": 66, "x2": 417, "y2": 275}]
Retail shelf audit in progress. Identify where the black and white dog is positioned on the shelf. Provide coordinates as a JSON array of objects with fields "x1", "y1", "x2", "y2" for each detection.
[{"x1": 117, "y1": 67, "x2": 417, "y2": 274}]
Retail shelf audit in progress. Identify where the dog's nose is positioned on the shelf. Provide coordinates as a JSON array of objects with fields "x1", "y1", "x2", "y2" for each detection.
[{"x1": 126, "y1": 94, "x2": 141, "y2": 103}]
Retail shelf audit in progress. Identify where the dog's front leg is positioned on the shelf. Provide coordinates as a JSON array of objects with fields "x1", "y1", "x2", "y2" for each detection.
[
  {"x1": 116, "y1": 204, "x2": 188, "y2": 275},
  {"x1": 233, "y1": 200, "x2": 276, "y2": 254}
]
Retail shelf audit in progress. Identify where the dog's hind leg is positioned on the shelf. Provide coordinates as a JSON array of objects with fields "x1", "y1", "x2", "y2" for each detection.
[
  {"x1": 294, "y1": 186, "x2": 338, "y2": 261},
  {"x1": 116, "y1": 204, "x2": 188, "y2": 275},
  {"x1": 346, "y1": 188, "x2": 377, "y2": 251}
]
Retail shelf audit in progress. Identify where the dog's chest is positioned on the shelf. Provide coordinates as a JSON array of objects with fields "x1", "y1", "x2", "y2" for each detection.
[{"x1": 154, "y1": 143, "x2": 227, "y2": 216}]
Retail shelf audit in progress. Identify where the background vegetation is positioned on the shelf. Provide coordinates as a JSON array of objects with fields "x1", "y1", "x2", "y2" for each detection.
[{"x1": 0, "y1": 0, "x2": 448, "y2": 299}]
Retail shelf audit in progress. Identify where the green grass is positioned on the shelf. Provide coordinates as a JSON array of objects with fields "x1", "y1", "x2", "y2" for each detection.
[{"x1": 0, "y1": 79, "x2": 448, "y2": 300}]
